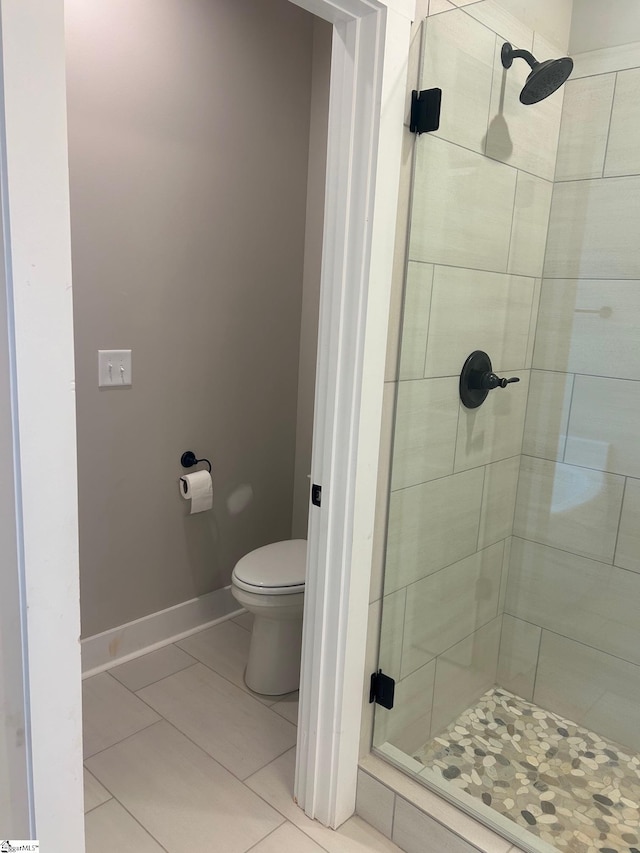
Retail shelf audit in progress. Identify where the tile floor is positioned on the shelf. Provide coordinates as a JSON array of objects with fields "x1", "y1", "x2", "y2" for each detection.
[
  {"x1": 83, "y1": 613, "x2": 404, "y2": 853},
  {"x1": 415, "y1": 688, "x2": 640, "y2": 853}
]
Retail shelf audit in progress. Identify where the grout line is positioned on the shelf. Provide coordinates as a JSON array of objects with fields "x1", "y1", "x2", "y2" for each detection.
[
  {"x1": 422, "y1": 126, "x2": 556, "y2": 183},
  {"x1": 83, "y1": 717, "x2": 164, "y2": 763},
  {"x1": 475, "y1": 464, "x2": 487, "y2": 553},
  {"x1": 390, "y1": 452, "x2": 522, "y2": 495},
  {"x1": 82, "y1": 797, "x2": 113, "y2": 816},
  {"x1": 512, "y1": 529, "x2": 639, "y2": 577},
  {"x1": 505, "y1": 164, "x2": 520, "y2": 274},
  {"x1": 601, "y1": 71, "x2": 619, "y2": 178},
  {"x1": 98, "y1": 794, "x2": 172, "y2": 853},
  {"x1": 117, "y1": 658, "x2": 199, "y2": 694},
  {"x1": 419, "y1": 263, "x2": 436, "y2": 381},
  {"x1": 561, "y1": 373, "x2": 576, "y2": 463},
  {"x1": 612, "y1": 476, "x2": 629, "y2": 565},
  {"x1": 400, "y1": 610, "x2": 503, "y2": 685},
  {"x1": 390, "y1": 791, "x2": 397, "y2": 841},
  {"x1": 530, "y1": 623, "x2": 544, "y2": 703},
  {"x1": 243, "y1": 822, "x2": 284, "y2": 852}
]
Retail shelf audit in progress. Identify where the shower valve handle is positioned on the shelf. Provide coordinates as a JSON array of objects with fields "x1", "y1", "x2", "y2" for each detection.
[{"x1": 481, "y1": 373, "x2": 520, "y2": 390}]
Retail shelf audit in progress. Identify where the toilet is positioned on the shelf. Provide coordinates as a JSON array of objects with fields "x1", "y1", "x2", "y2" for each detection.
[{"x1": 231, "y1": 539, "x2": 306, "y2": 696}]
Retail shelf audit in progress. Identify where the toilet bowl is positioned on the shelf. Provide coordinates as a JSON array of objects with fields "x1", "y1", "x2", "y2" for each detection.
[{"x1": 231, "y1": 539, "x2": 306, "y2": 696}]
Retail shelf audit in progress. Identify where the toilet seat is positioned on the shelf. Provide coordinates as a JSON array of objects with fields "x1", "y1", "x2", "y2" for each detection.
[{"x1": 231, "y1": 539, "x2": 306, "y2": 596}]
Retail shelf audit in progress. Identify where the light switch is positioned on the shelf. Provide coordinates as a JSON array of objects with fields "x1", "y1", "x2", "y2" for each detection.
[{"x1": 98, "y1": 350, "x2": 132, "y2": 387}]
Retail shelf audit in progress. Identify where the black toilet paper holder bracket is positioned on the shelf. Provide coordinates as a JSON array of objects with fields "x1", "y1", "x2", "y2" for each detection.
[{"x1": 180, "y1": 451, "x2": 212, "y2": 493}]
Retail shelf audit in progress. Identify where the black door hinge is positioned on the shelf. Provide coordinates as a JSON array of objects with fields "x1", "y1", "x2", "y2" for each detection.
[
  {"x1": 410, "y1": 88, "x2": 442, "y2": 134},
  {"x1": 311, "y1": 484, "x2": 322, "y2": 507},
  {"x1": 369, "y1": 669, "x2": 395, "y2": 710}
]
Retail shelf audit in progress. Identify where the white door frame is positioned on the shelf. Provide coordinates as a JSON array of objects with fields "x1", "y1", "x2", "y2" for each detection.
[
  {"x1": 292, "y1": 0, "x2": 412, "y2": 828},
  {"x1": 0, "y1": 0, "x2": 412, "y2": 847}
]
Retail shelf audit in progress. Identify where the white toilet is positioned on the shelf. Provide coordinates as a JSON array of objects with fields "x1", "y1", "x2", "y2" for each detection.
[{"x1": 231, "y1": 539, "x2": 306, "y2": 696}]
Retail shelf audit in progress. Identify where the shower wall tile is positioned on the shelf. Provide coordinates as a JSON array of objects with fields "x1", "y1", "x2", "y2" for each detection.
[
  {"x1": 615, "y1": 477, "x2": 640, "y2": 574},
  {"x1": 497, "y1": 614, "x2": 541, "y2": 701},
  {"x1": 565, "y1": 375, "x2": 640, "y2": 478},
  {"x1": 478, "y1": 455, "x2": 520, "y2": 549},
  {"x1": 391, "y1": 378, "x2": 459, "y2": 490},
  {"x1": 485, "y1": 38, "x2": 563, "y2": 182},
  {"x1": 514, "y1": 455, "x2": 624, "y2": 562},
  {"x1": 421, "y1": 8, "x2": 496, "y2": 154},
  {"x1": 385, "y1": 467, "x2": 484, "y2": 594},
  {"x1": 534, "y1": 631, "x2": 640, "y2": 753},
  {"x1": 506, "y1": 538, "x2": 640, "y2": 667},
  {"x1": 604, "y1": 67, "x2": 640, "y2": 178},
  {"x1": 524, "y1": 277, "x2": 541, "y2": 368},
  {"x1": 428, "y1": 0, "x2": 457, "y2": 15},
  {"x1": 360, "y1": 600, "x2": 381, "y2": 756},
  {"x1": 374, "y1": 660, "x2": 436, "y2": 755},
  {"x1": 463, "y1": 1, "x2": 533, "y2": 48},
  {"x1": 555, "y1": 74, "x2": 616, "y2": 181},
  {"x1": 498, "y1": 536, "x2": 511, "y2": 614},
  {"x1": 370, "y1": 382, "x2": 395, "y2": 604},
  {"x1": 522, "y1": 370, "x2": 572, "y2": 461},
  {"x1": 398, "y1": 262, "x2": 434, "y2": 380},
  {"x1": 571, "y1": 40, "x2": 640, "y2": 79},
  {"x1": 544, "y1": 175, "x2": 640, "y2": 279},
  {"x1": 423, "y1": 267, "x2": 535, "y2": 378},
  {"x1": 533, "y1": 278, "x2": 640, "y2": 380},
  {"x1": 430, "y1": 616, "x2": 501, "y2": 738},
  {"x1": 409, "y1": 135, "x2": 517, "y2": 272},
  {"x1": 378, "y1": 589, "x2": 406, "y2": 681},
  {"x1": 400, "y1": 541, "x2": 503, "y2": 678},
  {"x1": 507, "y1": 172, "x2": 553, "y2": 277},
  {"x1": 454, "y1": 370, "x2": 529, "y2": 471}
]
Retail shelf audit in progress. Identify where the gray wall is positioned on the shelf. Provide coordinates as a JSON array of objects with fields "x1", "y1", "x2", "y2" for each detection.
[
  {"x1": 66, "y1": 0, "x2": 320, "y2": 637},
  {"x1": 292, "y1": 21, "x2": 331, "y2": 540}
]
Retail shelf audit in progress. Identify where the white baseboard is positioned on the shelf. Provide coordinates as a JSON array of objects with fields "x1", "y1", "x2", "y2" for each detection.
[{"x1": 81, "y1": 586, "x2": 243, "y2": 678}]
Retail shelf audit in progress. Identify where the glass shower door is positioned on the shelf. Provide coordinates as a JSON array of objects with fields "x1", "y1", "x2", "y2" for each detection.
[{"x1": 373, "y1": 3, "x2": 640, "y2": 853}]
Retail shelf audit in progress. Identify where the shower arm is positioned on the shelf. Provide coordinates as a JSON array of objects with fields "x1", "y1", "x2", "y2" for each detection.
[{"x1": 507, "y1": 48, "x2": 537, "y2": 70}]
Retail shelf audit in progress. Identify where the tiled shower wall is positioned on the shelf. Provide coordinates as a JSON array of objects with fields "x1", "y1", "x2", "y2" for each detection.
[
  {"x1": 368, "y1": 0, "x2": 567, "y2": 757},
  {"x1": 499, "y1": 39, "x2": 640, "y2": 753}
]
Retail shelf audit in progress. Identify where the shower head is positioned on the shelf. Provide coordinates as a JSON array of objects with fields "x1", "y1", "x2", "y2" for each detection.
[{"x1": 501, "y1": 42, "x2": 573, "y2": 105}]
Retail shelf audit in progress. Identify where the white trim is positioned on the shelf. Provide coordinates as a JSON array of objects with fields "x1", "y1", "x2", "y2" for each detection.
[
  {"x1": 0, "y1": 1, "x2": 83, "y2": 847},
  {"x1": 81, "y1": 587, "x2": 242, "y2": 678},
  {"x1": 294, "y1": 0, "x2": 412, "y2": 829}
]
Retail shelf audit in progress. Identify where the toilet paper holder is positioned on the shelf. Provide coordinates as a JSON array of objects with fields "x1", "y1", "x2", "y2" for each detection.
[{"x1": 180, "y1": 451, "x2": 212, "y2": 493}]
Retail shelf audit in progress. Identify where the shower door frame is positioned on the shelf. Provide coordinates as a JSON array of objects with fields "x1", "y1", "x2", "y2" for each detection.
[{"x1": 1, "y1": 0, "x2": 412, "y2": 845}]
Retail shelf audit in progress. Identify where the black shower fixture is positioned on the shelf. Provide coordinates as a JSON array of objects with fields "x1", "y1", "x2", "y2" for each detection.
[{"x1": 501, "y1": 42, "x2": 573, "y2": 104}]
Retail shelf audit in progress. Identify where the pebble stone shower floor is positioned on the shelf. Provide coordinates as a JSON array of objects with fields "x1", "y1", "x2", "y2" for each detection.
[{"x1": 414, "y1": 688, "x2": 640, "y2": 853}]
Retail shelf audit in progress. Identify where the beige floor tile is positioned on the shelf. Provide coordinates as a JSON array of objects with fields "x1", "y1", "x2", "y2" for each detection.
[
  {"x1": 249, "y1": 822, "x2": 326, "y2": 852},
  {"x1": 85, "y1": 799, "x2": 164, "y2": 852},
  {"x1": 138, "y1": 663, "x2": 296, "y2": 779},
  {"x1": 271, "y1": 692, "x2": 299, "y2": 725},
  {"x1": 86, "y1": 720, "x2": 283, "y2": 853},
  {"x1": 109, "y1": 644, "x2": 196, "y2": 691},
  {"x1": 83, "y1": 768, "x2": 111, "y2": 813},
  {"x1": 246, "y1": 749, "x2": 402, "y2": 852},
  {"x1": 177, "y1": 620, "x2": 274, "y2": 705},
  {"x1": 233, "y1": 611, "x2": 254, "y2": 631},
  {"x1": 82, "y1": 672, "x2": 160, "y2": 758}
]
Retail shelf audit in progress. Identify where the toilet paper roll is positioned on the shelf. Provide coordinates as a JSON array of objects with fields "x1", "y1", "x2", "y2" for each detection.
[{"x1": 180, "y1": 470, "x2": 213, "y2": 514}]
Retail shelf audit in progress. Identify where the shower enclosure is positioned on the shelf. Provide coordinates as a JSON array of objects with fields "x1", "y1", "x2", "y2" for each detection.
[{"x1": 373, "y1": 3, "x2": 640, "y2": 852}]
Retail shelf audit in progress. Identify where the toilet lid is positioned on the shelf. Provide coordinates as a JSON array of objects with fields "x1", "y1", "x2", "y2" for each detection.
[{"x1": 232, "y1": 539, "x2": 307, "y2": 592}]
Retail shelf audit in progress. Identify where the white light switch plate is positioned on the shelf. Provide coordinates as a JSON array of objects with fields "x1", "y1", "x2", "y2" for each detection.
[{"x1": 98, "y1": 350, "x2": 132, "y2": 387}]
